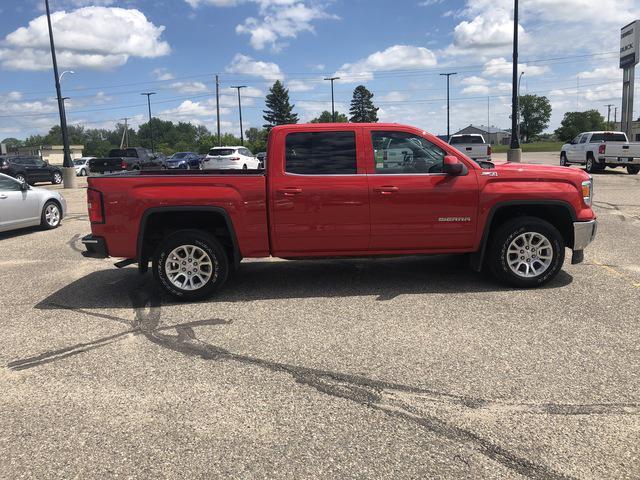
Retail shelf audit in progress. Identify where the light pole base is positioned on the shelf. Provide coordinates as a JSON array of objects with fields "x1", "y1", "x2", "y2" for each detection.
[
  {"x1": 507, "y1": 148, "x2": 522, "y2": 163},
  {"x1": 62, "y1": 167, "x2": 78, "y2": 189}
]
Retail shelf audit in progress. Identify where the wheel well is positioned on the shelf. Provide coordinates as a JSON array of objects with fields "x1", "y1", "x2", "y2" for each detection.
[
  {"x1": 139, "y1": 210, "x2": 238, "y2": 268},
  {"x1": 487, "y1": 204, "x2": 574, "y2": 248}
]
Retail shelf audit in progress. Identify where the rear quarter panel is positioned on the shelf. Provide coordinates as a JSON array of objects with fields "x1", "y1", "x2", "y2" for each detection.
[{"x1": 88, "y1": 174, "x2": 268, "y2": 259}]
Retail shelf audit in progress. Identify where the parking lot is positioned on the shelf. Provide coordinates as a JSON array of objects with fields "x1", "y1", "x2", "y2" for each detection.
[{"x1": 1, "y1": 153, "x2": 639, "y2": 479}]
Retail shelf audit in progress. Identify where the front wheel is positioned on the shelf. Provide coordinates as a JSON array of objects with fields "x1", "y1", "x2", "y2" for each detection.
[
  {"x1": 52, "y1": 172, "x2": 62, "y2": 184},
  {"x1": 153, "y1": 230, "x2": 229, "y2": 301},
  {"x1": 41, "y1": 201, "x2": 62, "y2": 229},
  {"x1": 487, "y1": 216, "x2": 565, "y2": 288},
  {"x1": 627, "y1": 165, "x2": 640, "y2": 175}
]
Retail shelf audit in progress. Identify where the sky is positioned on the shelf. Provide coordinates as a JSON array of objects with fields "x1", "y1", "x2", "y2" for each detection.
[{"x1": 0, "y1": 0, "x2": 639, "y2": 141}]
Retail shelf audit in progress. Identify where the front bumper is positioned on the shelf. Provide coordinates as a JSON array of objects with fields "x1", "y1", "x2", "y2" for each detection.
[
  {"x1": 81, "y1": 234, "x2": 108, "y2": 258},
  {"x1": 571, "y1": 219, "x2": 597, "y2": 264}
]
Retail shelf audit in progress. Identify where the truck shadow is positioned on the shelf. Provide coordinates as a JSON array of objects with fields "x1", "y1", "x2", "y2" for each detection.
[{"x1": 35, "y1": 254, "x2": 572, "y2": 311}]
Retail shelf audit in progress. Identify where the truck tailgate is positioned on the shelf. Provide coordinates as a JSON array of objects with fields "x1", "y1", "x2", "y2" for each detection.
[{"x1": 87, "y1": 173, "x2": 269, "y2": 259}]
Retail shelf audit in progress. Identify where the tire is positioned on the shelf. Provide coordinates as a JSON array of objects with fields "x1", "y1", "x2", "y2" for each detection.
[
  {"x1": 560, "y1": 152, "x2": 568, "y2": 166},
  {"x1": 52, "y1": 171, "x2": 62, "y2": 184},
  {"x1": 487, "y1": 216, "x2": 565, "y2": 288},
  {"x1": 40, "y1": 201, "x2": 62, "y2": 229},
  {"x1": 153, "y1": 230, "x2": 229, "y2": 301},
  {"x1": 15, "y1": 173, "x2": 26, "y2": 184},
  {"x1": 80, "y1": 168, "x2": 87, "y2": 176},
  {"x1": 585, "y1": 155, "x2": 596, "y2": 173},
  {"x1": 242, "y1": 164, "x2": 248, "y2": 170},
  {"x1": 627, "y1": 165, "x2": 640, "y2": 175}
]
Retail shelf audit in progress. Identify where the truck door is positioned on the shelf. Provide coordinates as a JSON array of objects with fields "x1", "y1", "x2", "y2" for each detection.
[
  {"x1": 269, "y1": 128, "x2": 370, "y2": 255},
  {"x1": 365, "y1": 128, "x2": 478, "y2": 251}
]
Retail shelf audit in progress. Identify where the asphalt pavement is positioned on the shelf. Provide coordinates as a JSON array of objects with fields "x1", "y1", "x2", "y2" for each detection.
[{"x1": 1, "y1": 155, "x2": 639, "y2": 479}]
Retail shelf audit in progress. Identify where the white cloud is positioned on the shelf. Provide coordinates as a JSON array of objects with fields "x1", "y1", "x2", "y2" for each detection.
[
  {"x1": 335, "y1": 45, "x2": 437, "y2": 83},
  {"x1": 171, "y1": 81, "x2": 210, "y2": 94},
  {"x1": 225, "y1": 53, "x2": 283, "y2": 81},
  {"x1": 380, "y1": 91, "x2": 410, "y2": 102},
  {"x1": 461, "y1": 84, "x2": 490, "y2": 95},
  {"x1": 453, "y1": 9, "x2": 525, "y2": 50},
  {"x1": 460, "y1": 75, "x2": 489, "y2": 86},
  {"x1": 152, "y1": 68, "x2": 174, "y2": 81},
  {"x1": 287, "y1": 79, "x2": 316, "y2": 92},
  {"x1": 577, "y1": 66, "x2": 621, "y2": 80},
  {"x1": 482, "y1": 57, "x2": 549, "y2": 77},
  {"x1": 0, "y1": 7, "x2": 170, "y2": 71},
  {"x1": 186, "y1": 0, "x2": 337, "y2": 52}
]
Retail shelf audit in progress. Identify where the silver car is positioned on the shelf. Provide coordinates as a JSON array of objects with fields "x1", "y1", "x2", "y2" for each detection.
[{"x1": 0, "y1": 173, "x2": 67, "y2": 233}]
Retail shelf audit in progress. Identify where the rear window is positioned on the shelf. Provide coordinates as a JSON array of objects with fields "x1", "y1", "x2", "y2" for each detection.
[
  {"x1": 208, "y1": 148, "x2": 236, "y2": 156},
  {"x1": 589, "y1": 133, "x2": 627, "y2": 142},
  {"x1": 450, "y1": 135, "x2": 484, "y2": 144},
  {"x1": 285, "y1": 131, "x2": 357, "y2": 175},
  {"x1": 108, "y1": 148, "x2": 139, "y2": 158}
]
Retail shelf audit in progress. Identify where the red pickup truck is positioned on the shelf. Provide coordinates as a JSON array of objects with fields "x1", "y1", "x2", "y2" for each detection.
[{"x1": 82, "y1": 123, "x2": 597, "y2": 300}]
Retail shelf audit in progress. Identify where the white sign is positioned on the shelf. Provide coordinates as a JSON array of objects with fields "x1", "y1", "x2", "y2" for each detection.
[{"x1": 620, "y1": 20, "x2": 640, "y2": 68}]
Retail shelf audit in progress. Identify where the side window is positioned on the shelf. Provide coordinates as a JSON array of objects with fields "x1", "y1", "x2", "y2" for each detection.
[
  {"x1": 571, "y1": 135, "x2": 581, "y2": 144},
  {"x1": 371, "y1": 131, "x2": 445, "y2": 174},
  {"x1": 0, "y1": 176, "x2": 22, "y2": 191},
  {"x1": 579, "y1": 134, "x2": 589, "y2": 144},
  {"x1": 285, "y1": 131, "x2": 357, "y2": 175}
]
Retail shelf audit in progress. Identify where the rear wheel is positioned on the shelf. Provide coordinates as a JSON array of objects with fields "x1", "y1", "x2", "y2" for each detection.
[
  {"x1": 15, "y1": 173, "x2": 26, "y2": 183},
  {"x1": 80, "y1": 168, "x2": 87, "y2": 176},
  {"x1": 153, "y1": 230, "x2": 229, "y2": 301},
  {"x1": 627, "y1": 165, "x2": 640, "y2": 175},
  {"x1": 52, "y1": 172, "x2": 62, "y2": 184},
  {"x1": 242, "y1": 164, "x2": 248, "y2": 170},
  {"x1": 487, "y1": 216, "x2": 565, "y2": 288},
  {"x1": 41, "y1": 201, "x2": 62, "y2": 229}
]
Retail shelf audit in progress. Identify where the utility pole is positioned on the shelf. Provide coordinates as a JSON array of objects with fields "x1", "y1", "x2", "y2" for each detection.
[
  {"x1": 517, "y1": 72, "x2": 525, "y2": 142},
  {"x1": 45, "y1": 0, "x2": 75, "y2": 188},
  {"x1": 215, "y1": 75, "x2": 221, "y2": 147},
  {"x1": 487, "y1": 96, "x2": 490, "y2": 144},
  {"x1": 614, "y1": 106, "x2": 618, "y2": 125},
  {"x1": 605, "y1": 104, "x2": 614, "y2": 123},
  {"x1": 508, "y1": 0, "x2": 521, "y2": 162},
  {"x1": 324, "y1": 76, "x2": 340, "y2": 122},
  {"x1": 120, "y1": 118, "x2": 130, "y2": 149},
  {"x1": 439, "y1": 72, "x2": 457, "y2": 138},
  {"x1": 141, "y1": 92, "x2": 156, "y2": 152},
  {"x1": 230, "y1": 85, "x2": 246, "y2": 145}
]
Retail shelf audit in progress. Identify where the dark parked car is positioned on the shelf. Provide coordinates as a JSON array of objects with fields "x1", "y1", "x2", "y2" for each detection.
[
  {"x1": 89, "y1": 147, "x2": 165, "y2": 174},
  {"x1": 0, "y1": 156, "x2": 63, "y2": 185},
  {"x1": 166, "y1": 152, "x2": 201, "y2": 170}
]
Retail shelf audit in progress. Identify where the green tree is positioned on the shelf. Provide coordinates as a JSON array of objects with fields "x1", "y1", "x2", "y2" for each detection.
[
  {"x1": 349, "y1": 85, "x2": 379, "y2": 123},
  {"x1": 310, "y1": 110, "x2": 348, "y2": 123},
  {"x1": 245, "y1": 127, "x2": 269, "y2": 153},
  {"x1": 518, "y1": 94, "x2": 552, "y2": 142},
  {"x1": 1, "y1": 137, "x2": 23, "y2": 150},
  {"x1": 554, "y1": 110, "x2": 610, "y2": 142},
  {"x1": 263, "y1": 80, "x2": 298, "y2": 130}
]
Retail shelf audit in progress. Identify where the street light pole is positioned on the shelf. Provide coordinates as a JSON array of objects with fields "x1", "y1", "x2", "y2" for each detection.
[
  {"x1": 141, "y1": 92, "x2": 156, "y2": 152},
  {"x1": 508, "y1": 0, "x2": 522, "y2": 162},
  {"x1": 439, "y1": 72, "x2": 457, "y2": 138},
  {"x1": 44, "y1": 0, "x2": 75, "y2": 188},
  {"x1": 230, "y1": 85, "x2": 246, "y2": 145},
  {"x1": 517, "y1": 71, "x2": 525, "y2": 142},
  {"x1": 324, "y1": 77, "x2": 340, "y2": 122}
]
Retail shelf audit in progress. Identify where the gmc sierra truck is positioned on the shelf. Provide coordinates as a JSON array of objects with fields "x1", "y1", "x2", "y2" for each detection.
[
  {"x1": 560, "y1": 131, "x2": 640, "y2": 174},
  {"x1": 449, "y1": 134, "x2": 492, "y2": 163},
  {"x1": 82, "y1": 123, "x2": 597, "y2": 300}
]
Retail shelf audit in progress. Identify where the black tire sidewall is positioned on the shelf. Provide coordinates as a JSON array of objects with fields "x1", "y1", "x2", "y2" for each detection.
[
  {"x1": 560, "y1": 153, "x2": 567, "y2": 166},
  {"x1": 41, "y1": 201, "x2": 61, "y2": 229},
  {"x1": 489, "y1": 219, "x2": 565, "y2": 288},
  {"x1": 585, "y1": 156, "x2": 594, "y2": 173},
  {"x1": 627, "y1": 165, "x2": 640, "y2": 175},
  {"x1": 153, "y1": 231, "x2": 229, "y2": 301}
]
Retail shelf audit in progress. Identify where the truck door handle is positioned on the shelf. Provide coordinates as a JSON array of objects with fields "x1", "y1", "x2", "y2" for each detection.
[
  {"x1": 465, "y1": 147, "x2": 472, "y2": 151},
  {"x1": 0, "y1": 194, "x2": 7, "y2": 199},
  {"x1": 278, "y1": 187, "x2": 303, "y2": 196},
  {"x1": 374, "y1": 186, "x2": 399, "y2": 195}
]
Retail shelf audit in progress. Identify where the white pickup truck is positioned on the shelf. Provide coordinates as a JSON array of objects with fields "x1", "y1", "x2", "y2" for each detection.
[
  {"x1": 560, "y1": 131, "x2": 640, "y2": 175},
  {"x1": 449, "y1": 134, "x2": 492, "y2": 163}
]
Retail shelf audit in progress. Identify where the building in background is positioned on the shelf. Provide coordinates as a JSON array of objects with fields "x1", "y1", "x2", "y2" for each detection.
[
  {"x1": 614, "y1": 119, "x2": 640, "y2": 141},
  {"x1": 453, "y1": 125, "x2": 511, "y2": 145},
  {"x1": 15, "y1": 145, "x2": 84, "y2": 164}
]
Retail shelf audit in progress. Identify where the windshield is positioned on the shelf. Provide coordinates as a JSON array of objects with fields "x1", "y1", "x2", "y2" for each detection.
[
  {"x1": 450, "y1": 135, "x2": 484, "y2": 144},
  {"x1": 589, "y1": 133, "x2": 627, "y2": 142},
  {"x1": 208, "y1": 148, "x2": 235, "y2": 156},
  {"x1": 73, "y1": 159, "x2": 86, "y2": 165},
  {"x1": 170, "y1": 152, "x2": 189, "y2": 159}
]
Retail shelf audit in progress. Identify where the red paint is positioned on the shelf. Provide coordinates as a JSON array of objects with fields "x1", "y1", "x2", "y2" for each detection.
[{"x1": 87, "y1": 123, "x2": 595, "y2": 260}]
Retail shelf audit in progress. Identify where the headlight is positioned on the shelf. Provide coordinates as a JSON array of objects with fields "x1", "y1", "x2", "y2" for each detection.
[{"x1": 581, "y1": 178, "x2": 593, "y2": 206}]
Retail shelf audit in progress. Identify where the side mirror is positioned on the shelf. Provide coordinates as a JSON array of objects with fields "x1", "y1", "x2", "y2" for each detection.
[
  {"x1": 20, "y1": 181, "x2": 28, "y2": 191},
  {"x1": 443, "y1": 155, "x2": 465, "y2": 176}
]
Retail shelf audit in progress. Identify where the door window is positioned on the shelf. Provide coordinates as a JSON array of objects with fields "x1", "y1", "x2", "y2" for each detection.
[
  {"x1": 0, "y1": 176, "x2": 22, "y2": 191},
  {"x1": 371, "y1": 131, "x2": 445, "y2": 174},
  {"x1": 579, "y1": 134, "x2": 589, "y2": 144},
  {"x1": 285, "y1": 131, "x2": 357, "y2": 175}
]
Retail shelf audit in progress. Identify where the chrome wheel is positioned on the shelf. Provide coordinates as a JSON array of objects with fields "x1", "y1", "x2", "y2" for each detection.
[
  {"x1": 45, "y1": 204, "x2": 61, "y2": 227},
  {"x1": 15, "y1": 174, "x2": 25, "y2": 183},
  {"x1": 164, "y1": 244, "x2": 214, "y2": 291},
  {"x1": 506, "y1": 232, "x2": 553, "y2": 278},
  {"x1": 53, "y1": 172, "x2": 62, "y2": 184}
]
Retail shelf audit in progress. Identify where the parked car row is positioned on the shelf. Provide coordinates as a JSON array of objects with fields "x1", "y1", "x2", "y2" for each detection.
[{"x1": 0, "y1": 155, "x2": 63, "y2": 185}]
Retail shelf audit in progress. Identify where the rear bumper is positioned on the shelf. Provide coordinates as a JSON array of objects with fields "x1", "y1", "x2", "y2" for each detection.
[
  {"x1": 598, "y1": 156, "x2": 640, "y2": 165},
  {"x1": 573, "y1": 219, "x2": 597, "y2": 251},
  {"x1": 81, "y1": 234, "x2": 108, "y2": 258}
]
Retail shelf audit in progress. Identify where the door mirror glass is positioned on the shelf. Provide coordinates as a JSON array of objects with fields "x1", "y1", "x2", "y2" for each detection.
[
  {"x1": 20, "y1": 180, "x2": 29, "y2": 191},
  {"x1": 443, "y1": 155, "x2": 465, "y2": 175}
]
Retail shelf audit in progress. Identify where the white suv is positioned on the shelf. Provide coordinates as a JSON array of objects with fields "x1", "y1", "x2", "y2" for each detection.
[{"x1": 202, "y1": 147, "x2": 260, "y2": 170}]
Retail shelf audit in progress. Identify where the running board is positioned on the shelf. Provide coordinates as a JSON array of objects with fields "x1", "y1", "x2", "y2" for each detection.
[{"x1": 114, "y1": 259, "x2": 136, "y2": 269}]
